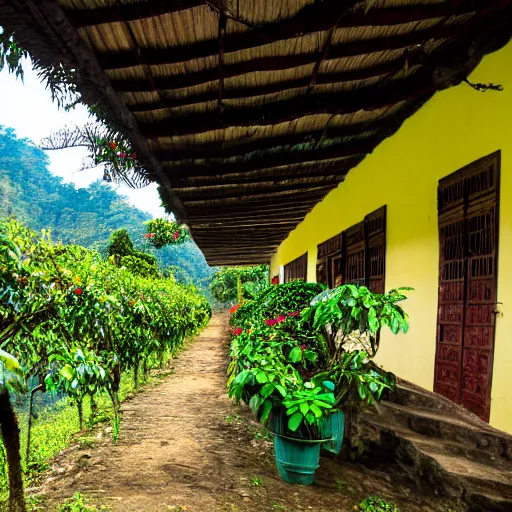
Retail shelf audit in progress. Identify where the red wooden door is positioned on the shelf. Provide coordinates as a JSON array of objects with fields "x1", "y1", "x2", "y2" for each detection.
[{"x1": 434, "y1": 152, "x2": 500, "y2": 422}]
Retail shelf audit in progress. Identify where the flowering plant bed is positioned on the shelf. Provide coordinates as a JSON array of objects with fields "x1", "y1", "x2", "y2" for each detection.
[{"x1": 144, "y1": 218, "x2": 190, "y2": 248}]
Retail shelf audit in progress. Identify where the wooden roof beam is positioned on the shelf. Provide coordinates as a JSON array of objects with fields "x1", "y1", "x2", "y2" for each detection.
[
  {"x1": 96, "y1": 0, "x2": 494, "y2": 70},
  {"x1": 187, "y1": 206, "x2": 313, "y2": 219},
  {"x1": 182, "y1": 193, "x2": 326, "y2": 208},
  {"x1": 189, "y1": 209, "x2": 309, "y2": 221},
  {"x1": 164, "y1": 142, "x2": 371, "y2": 180},
  {"x1": 139, "y1": 73, "x2": 434, "y2": 137},
  {"x1": 152, "y1": 105, "x2": 423, "y2": 162},
  {"x1": 172, "y1": 163, "x2": 353, "y2": 188},
  {"x1": 181, "y1": 188, "x2": 333, "y2": 207},
  {"x1": 124, "y1": 59, "x2": 407, "y2": 108},
  {"x1": 199, "y1": 248, "x2": 279, "y2": 255},
  {"x1": 65, "y1": 0, "x2": 204, "y2": 28},
  {"x1": 191, "y1": 220, "x2": 305, "y2": 229},
  {"x1": 177, "y1": 179, "x2": 342, "y2": 200}
]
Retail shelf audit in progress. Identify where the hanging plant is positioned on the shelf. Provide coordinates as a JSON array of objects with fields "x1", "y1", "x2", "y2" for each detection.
[
  {"x1": 144, "y1": 218, "x2": 190, "y2": 249},
  {"x1": 94, "y1": 137, "x2": 139, "y2": 183}
]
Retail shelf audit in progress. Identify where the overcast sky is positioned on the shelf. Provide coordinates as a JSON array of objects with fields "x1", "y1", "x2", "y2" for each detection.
[{"x1": 0, "y1": 60, "x2": 166, "y2": 218}]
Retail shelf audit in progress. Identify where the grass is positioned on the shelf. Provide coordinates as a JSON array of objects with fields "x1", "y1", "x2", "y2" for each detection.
[
  {"x1": 0, "y1": 368, "x2": 171, "y2": 506},
  {"x1": 249, "y1": 475, "x2": 264, "y2": 487},
  {"x1": 357, "y1": 496, "x2": 400, "y2": 512},
  {"x1": 56, "y1": 492, "x2": 110, "y2": 511}
]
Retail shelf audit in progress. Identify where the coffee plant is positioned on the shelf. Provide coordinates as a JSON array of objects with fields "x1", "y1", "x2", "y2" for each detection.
[{"x1": 0, "y1": 217, "x2": 210, "y2": 512}]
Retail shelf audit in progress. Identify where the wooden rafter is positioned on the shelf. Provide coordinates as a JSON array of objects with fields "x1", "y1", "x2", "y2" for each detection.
[
  {"x1": 170, "y1": 159, "x2": 360, "y2": 188},
  {"x1": 66, "y1": 0, "x2": 204, "y2": 28},
  {"x1": 217, "y1": 12, "x2": 227, "y2": 111},
  {"x1": 165, "y1": 143, "x2": 371, "y2": 181},
  {"x1": 181, "y1": 186, "x2": 334, "y2": 206},
  {"x1": 138, "y1": 73, "x2": 437, "y2": 137},
  {"x1": 94, "y1": 0, "x2": 495, "y2": 70},
  {"x1": 176, "y1": 178, "x2": 343, "y2": 201},
  {"x1": 151, "y1": 104, "x2": 424, "y2": 162},
  {"x1": 123, "y1": 59, "x2": 409, "y2": 108}
]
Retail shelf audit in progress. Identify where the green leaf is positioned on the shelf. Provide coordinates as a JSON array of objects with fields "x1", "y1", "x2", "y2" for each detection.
[
  {"x1": 0, "y1": 348, "x2": 22, "y2": 373},
  {"x1": 255, "y1": 371, "x2": 268, "y2": 384},
  {"x1": 305, "y1": 412, "x2": 316, "y2": 425},
  {"x1": 288, "y1": 412, "x2": 303, "y2": 432},
  {"x1": 286, "y1": 405, "x2": 299, "y2": 416},
  {"x1": 259, "y1": 400, "x2": 272, "y2": 423},
  {"x1": 60, "y1": 364, "x2": 74, "y2": 381},
  {"x1": 303, "y1": 350, "x2": 317, "y2": 364},
  {"x1": 299, "y1": 403, "x2": 309, "y2": 416},
  {"x1": 260, "y1": 383, "x2": 275, "y2": 399},
  {"x1": 289, "y1": 346, "x2": 302, "y2": 363},
  {"x1": 275, "y1": 384, "x2": 286, "y2": 397},
  {"x1": 310, "y1": 404, "x2": 323, "y2": 418}
]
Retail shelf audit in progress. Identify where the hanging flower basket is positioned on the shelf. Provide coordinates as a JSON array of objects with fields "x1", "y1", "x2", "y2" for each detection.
[{"x1": 144, "y1": 218, "x2": 190, "y2": 249}]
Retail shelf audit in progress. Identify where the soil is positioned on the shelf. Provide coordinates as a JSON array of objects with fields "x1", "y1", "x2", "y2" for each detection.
[{"x1": 26, "y1": 315, "x2": 461, "y2": 512}]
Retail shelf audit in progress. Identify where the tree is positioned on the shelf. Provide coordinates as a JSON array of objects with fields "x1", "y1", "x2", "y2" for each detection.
[{"x1": 210, "y1": 266, "x2": 269, "y2": 304}]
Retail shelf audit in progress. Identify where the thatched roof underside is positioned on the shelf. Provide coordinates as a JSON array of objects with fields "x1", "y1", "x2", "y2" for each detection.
[{"x1": 2, "y1": 0, "x2": 512, "y2": 265}]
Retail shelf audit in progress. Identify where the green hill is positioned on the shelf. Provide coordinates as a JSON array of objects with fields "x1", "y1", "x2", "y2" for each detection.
[{"x1": 0, "y1": 125, "x2": 215, "y2": 289}]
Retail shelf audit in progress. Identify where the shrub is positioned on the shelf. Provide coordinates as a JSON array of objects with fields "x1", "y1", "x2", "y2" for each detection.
[{"x1": 230, "y1": 281, "x2": 323, "y2": 328}]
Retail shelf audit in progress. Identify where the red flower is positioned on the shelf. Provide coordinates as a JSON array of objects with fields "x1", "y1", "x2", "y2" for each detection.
[
  {"x1": 265, "y1": 319, "x2": 277, "y2": 326},
  {"x1": 109, "y1": 142, "x2": 117, "y2": 150},
  {"x1": 74, "y1": 288, "x2": 83, "y2": 295},
  {"x1": 276, "y1": 315, "x2": 286, "y2": 323},
  {"x1": 173, "y1": 230, "x2": 180, "y2": 241},
  {"x1": 120, "y1": 152, "x2": 127, "y2": 159},
  {"x1": 287, "y1": 311, "x2": 300, "y2": 317},
  {"x1": 229, "y1": 304, "x2": 240, "y2": 314},
  {"x1": 234, "y1": 327, "x2": 243, "y2": 336},
  {"x1": 301, "y1": 344, "x2": 307, "y2": 351},
  {"x1": 145, "y1": 233, "x2": 156, "y2": 239},
  {"x1": 271, "y1": 275, "x2": 279, "y2": 285},
  {"x1": 131, "y1": 152, "x2": 137, "y2": 159}
]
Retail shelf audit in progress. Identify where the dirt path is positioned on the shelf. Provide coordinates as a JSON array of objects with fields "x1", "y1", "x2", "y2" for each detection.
[{"x1": 34, "y1": 315, "x2": 462, "y2": 512}]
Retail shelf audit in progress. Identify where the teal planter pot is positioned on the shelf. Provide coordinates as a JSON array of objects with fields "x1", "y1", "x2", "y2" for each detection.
[
  {"x1": 270, "y1": 410, "x2": 345, "y2": 454},
  {"x1": 273, "y1": 434, "x2": 327, "y2": 485},
  {"x1": 319, "y1": 410, "x2": 345, "y2": 455}
]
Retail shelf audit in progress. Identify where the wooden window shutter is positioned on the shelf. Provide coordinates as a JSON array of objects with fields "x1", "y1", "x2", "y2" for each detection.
[
  {"x1": 344, "y1": 221, "x2": 366, "y2": 287},
  {"x1": 284, "y1": 253, "x2": 308, "y2": 283},
  {"x1": 343, "y1": 206, "x2": 387, "y2": 292},
  {"x1": 365, "y1": 206, "x2": 387, "y2": 293},
  {"x1": 316, "y1": 234, "x2": 342, "y2": 287}
]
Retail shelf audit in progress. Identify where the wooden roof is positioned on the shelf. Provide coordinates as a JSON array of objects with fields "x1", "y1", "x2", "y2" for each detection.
[{"x1": 2, "y1": 0, "x2": 512, "y2": 265}]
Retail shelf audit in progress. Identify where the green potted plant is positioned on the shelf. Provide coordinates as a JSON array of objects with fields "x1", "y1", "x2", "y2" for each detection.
[{"x1": 228, "y1": 283, "x2": 411, "y2": 485}]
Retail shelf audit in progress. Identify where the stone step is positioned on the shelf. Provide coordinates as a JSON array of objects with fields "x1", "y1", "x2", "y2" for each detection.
[
  {"x1": 359, "y1": 415, "x2": 512, "y2": 511},
  {"x1": 412, "y1": 439, "x2": 512, "y2": 511},
  {"x1": 401, "y1": 430, "x2": 511, "y2": 471},
  {"x1": 390, "y1": 381, "x2": 484, "y2": 421},
  {"x1": 376, "y1": 402, "x2": 512, "y2": 460}
]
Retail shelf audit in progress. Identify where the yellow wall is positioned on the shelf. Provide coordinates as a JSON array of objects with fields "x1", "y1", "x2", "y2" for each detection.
[{"x1": 270, "y1": 41, "x2": 512, "y2": 433}]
